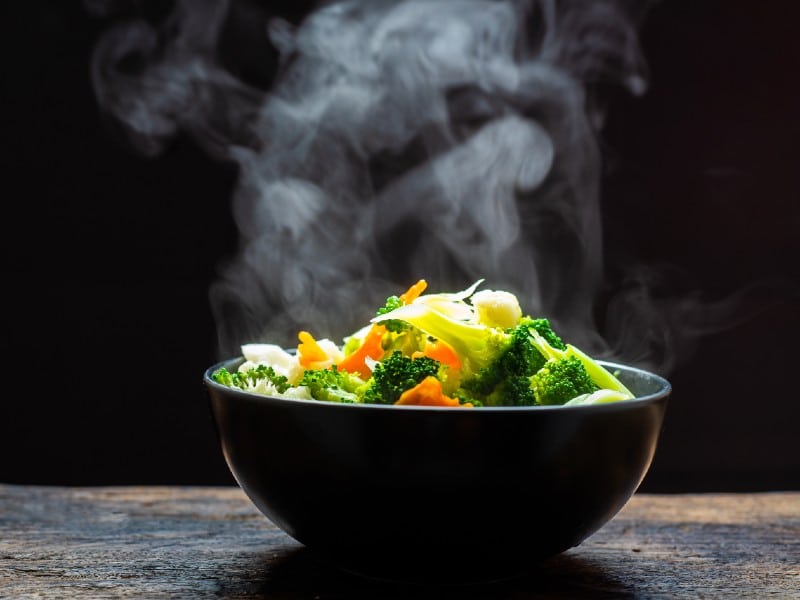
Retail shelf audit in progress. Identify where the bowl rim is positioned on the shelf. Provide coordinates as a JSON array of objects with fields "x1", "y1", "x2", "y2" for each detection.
[{"x1": 203, "y1": 356, "x2": 671, "y2": 413}]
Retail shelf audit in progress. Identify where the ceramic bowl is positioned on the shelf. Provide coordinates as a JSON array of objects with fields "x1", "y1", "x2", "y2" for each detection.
[{"x1": 204, "y1": 359, "x2": 670, "y2": 582}]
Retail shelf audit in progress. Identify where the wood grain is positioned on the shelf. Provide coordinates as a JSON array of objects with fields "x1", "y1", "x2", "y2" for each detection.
[{"x1": 1, "y1": 485, "x2": 798, "y2": 598}]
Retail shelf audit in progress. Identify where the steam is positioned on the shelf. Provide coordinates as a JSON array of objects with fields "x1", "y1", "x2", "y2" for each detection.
[{"x1": 88, "y1": 0, "x2": 660, "y2": 362}]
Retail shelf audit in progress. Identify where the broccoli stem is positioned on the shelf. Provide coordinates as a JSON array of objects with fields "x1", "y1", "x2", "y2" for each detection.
[
  {"x1": 564, "y1": 345, "x2": 634, "y2": 398},
  {"x1": 528, "y1": 330, "x2": 634, "y2": 399}
]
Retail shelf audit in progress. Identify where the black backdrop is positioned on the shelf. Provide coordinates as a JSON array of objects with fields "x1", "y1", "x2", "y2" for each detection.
[{"x1": 3, "y1": 1, "x2": 799, "y2": 491}]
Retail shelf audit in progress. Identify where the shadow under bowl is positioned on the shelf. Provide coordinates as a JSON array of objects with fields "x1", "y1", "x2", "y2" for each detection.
[{"x1": 204, "y1": 359, "x2": 670, "y2": 583}]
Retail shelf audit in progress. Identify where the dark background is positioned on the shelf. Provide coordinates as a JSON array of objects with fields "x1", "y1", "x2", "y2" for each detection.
[{"x1": 3, "y1": 1, "x2": 799, "y2": 491}]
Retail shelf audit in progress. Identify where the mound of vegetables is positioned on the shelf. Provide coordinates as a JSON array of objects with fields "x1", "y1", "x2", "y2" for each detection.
[{"x1": 211, "y1": 279, "x2": 634, "y2": 407}]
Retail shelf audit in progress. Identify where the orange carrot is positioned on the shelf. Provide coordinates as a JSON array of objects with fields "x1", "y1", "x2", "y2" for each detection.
[
  {"x1": 399, "y1": 279, "x2": 427, "y2": 304},
  {"x1": 395, "y1": 376, "x2": 470, "y2": 407},
  {"x1": 297, "y1": 331, "x2": 329, "y2": 368},
  {"x1": 414, "y1": 340, "x2": 461, "y2": 372},
  {"x1": 336, "y1": 324, "x2": 387, "y2": 379},
  {"x1": 332, "y1": 280, "x2": 426, "y2": 379}
]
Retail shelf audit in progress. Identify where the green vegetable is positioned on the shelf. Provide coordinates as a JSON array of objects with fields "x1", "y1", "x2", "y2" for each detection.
[
  {"x1": 452, "y1": 388, "x2": 484, "y2": 407},
  {"x1": 484, "y1": 375, "x2": 538, "y2": 406},
  {"x1": 460, "y1": 318, "x2": 574, "y2": 406},
  {"x1": 530, "y1": 356, "x2": 598, "y2": 405},
  {"x1": 460, "y1": 321, "x2": 541, "y2": 405},
  {"x1": 528, "y1": 317, "x2": 567, "y2": 350},
  {"x1": 212, "y1": 365, "x2": 290, "y2": 394},
  {"x1": 299, "y1": 366, "x2": 368, "y2": 403},
  {"x1": 375, "y1": 295, "x2": 409, "y2": 333},
  {"x1": 527, "y1": 329, "x2": 634, "y2": 399},
  {"x1": 363, "y1": 350, "x2": 441, "y2": 405}
]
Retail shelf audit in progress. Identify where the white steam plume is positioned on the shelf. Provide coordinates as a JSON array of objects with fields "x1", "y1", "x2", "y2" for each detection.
[{"x1": 88, "y1": 0, "x2": 654, "y2": 358}]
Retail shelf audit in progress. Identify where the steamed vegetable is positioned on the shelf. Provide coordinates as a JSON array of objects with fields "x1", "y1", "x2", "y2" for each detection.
[
  {"x1": 212, "y1": 364, "x2": 290, "y2": 395},
  {"x1": 362, "y1": 350, "x2": 443, "y2": 405},
  {"x1": 211, "y1": 279, "x2": 635, "y2": 407},
  {"x1": 298, "y1": 365, "x2": 368, "y2": 403}
]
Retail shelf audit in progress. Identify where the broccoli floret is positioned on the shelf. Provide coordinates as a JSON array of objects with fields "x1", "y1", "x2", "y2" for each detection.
[
  {"x1": 299, "y1": 365, "x2": 368, "y2": 403},
  {"x1": 459, "y1": 316, "x2": 630, "y2": 406},
  {"x1": 530, "y1": 356, "x2": 598, "y2": 405},
  {"x1": 452, "y1": 388, "x2": 484, "y2": 407},
  {"x1": 363, "y1": 351, "x2": 441, "y2": 404},
  {"x1": 460, "y1": 316, "x2": 594, "y2": 406},
  {"x1": 376, "y1": 295, "x2": 410, "y2": 333},
  {"x1": 212, "y1": 365, "x2": 290, "y2": 394},
  {"x1": 460, "y1": 318, "x2": 559, "y2": 404},
  {"x1": 526, "y1": 317, "x2": 566, "y2": 350},
  {"x1": 212, "y1": 367, "x2": 236, "y2": 386},
  {"x1": 483, "y1": 375, "x2": 538, "y2": 406},
  {"x1": 527, "y1": 328, "x2": 634, "y2": 400},
  {"x1": 462, "y1": 320, "x2": 547, "y2": 397}
]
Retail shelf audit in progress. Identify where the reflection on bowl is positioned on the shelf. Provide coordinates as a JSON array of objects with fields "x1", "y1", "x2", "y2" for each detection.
[{"x1": 204, "y1": 359, "x2": 670, "y2": 583}]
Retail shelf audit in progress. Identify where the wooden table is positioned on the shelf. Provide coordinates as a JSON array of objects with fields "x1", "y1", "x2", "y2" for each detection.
[{"x1": 1, "y1": 485, "x2": 797, "y2": 598}]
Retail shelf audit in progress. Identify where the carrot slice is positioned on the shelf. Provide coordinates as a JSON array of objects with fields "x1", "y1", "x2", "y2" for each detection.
[
  {"x1": 399, "y1": 279, "x2": 428, "y2": 304},
  {"x1": 297, "y1": 331, "x2": 329, "y2": 368},
  {"x1": 418, "y1": 340, "x2": 461, "y2": 372},
  {"x1": 336, "y1": 324, "x2": 387, "y2": 379},
  {"x1": 395, "y1": 376, "x2": 470, "y2": 407}
]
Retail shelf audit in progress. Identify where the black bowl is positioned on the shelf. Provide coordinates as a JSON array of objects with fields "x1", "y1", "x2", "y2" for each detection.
[{"x1": 204, "y1": 359, "x2": 670, "y2": 583}]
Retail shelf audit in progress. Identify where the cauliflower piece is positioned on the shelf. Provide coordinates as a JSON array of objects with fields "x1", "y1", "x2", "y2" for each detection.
[
  {"x1": 280, "y1": 385, "x2": 313, "y2": 400},
  {"x1": 240, "y1": 343, "x2": 305, "y2": 384},
  {"x1": 316, "y1": 338, "x2": 345, "y2": 364},
  {"x1": 470, "y1": 289, "x2": 522, "y2": 329}
]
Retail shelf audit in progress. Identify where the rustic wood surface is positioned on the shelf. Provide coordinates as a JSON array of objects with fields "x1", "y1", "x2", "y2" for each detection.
[{"x1": 0, "y1": 485, "x2": 798, "y2": 599}]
